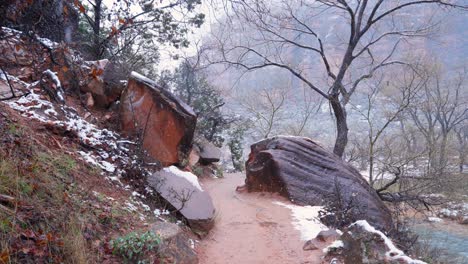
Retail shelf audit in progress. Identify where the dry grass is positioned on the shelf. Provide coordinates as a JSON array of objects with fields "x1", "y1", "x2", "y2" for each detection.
[
  {"x1": 0, "y1": 104, "x2": 160, "y2": 263},
  {"x1": 0, "y1": 108, "x2": 99, "y2": 263},
  {"x1": 62, "y1": 218, "x2": 88, "y2": 264}
]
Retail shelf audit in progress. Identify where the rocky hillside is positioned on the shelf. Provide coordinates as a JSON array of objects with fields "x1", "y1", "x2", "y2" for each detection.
[{"x1": 0, "y1": 26, "x2": 219, "y2": 263}]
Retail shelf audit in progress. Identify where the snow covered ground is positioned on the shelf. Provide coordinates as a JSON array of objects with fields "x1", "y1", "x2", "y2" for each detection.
[{"x1": 273, "y1": 201, "x2": 326, "y2": 241}]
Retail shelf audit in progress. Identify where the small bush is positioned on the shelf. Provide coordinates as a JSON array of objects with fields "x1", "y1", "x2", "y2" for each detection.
[
  {"x1": 111, "y1": 231, "x2": 161, "y2": 262},
  {"x1": 318, "y1": 177, "x2": 366, "y2": 229}
]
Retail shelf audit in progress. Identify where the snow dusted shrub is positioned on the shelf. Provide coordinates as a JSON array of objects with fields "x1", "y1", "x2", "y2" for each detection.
[
  {"x1": 228, "y1": 124, "x2": 248, "y2": 172},
  {"x1": 318, "y1": 177, "x2": 367, "y2": 230}
]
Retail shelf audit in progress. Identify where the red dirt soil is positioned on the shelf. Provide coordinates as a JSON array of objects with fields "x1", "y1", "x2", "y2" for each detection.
[{"x1": 197, "y1": 173, "x2": 324, "y2": 264}]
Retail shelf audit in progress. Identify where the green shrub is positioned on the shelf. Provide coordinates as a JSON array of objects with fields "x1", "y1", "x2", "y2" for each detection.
[{"x1": 111, "y1": 231, "x2": 161, "y2": 262}]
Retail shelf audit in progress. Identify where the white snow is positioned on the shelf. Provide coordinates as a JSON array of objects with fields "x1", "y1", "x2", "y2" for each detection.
[
  {"x1": 125, "y1": 201, "x2": 138, "y2": 212},
  {"x1": 5, "y1": 83, "x2": 135, "y2": 188},
  {"x1": 130, "y1": 71, "x2": 158, "y2": 87},
  {"x1": 43, "y1": 70, "x2": 65, "y2": 102},
  {"x1": 6, "y1": 89, "x2": 56, "y2": 122},
  {"x1": 37, "y1": 37, "x2": 59, "y2": 49},
  {"x1": 273, "y1": 201, "x2": 326, "y2": 241},
  {"x1": 1, "y1": 27, "x2": 23, "y2": 35},
  {"x1": 189, "y1": 238, "x2": 195, "y2": 249},
  {"x1": 78, "y1": 151, "x2": 116, "y2": 173},
  {"x1": 164, "y1": 166, "x2": 203, "y2": 191},
  {"x1": 153, "y1": 208, "x2": 170, "y2": 217},
  {"x1": 323, "y1": 240, "x2": 344, "y2": 253},
  {"x1": 350, "y1": 220, "x2": 427, "y2": 264},
  {"x1": 439, "y1": 208, "x2": 459, "y2": 218},
  {"x1": 130, "y1": 71, "x2": 196, "y2": 116},
  {"x1": 427, "y1": 217, "x2": 443, "y2": 223}
]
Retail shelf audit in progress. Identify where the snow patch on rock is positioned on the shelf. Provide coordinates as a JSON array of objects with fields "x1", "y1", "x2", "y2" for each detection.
[
  {"x1": 163, "y1": 166, "x2": 203, "y2": 191},
  {"x1": 350, "y1": 220, "x2": 427, "y2": 264},
  {"x1": 323, "y1": 240, "x2": 344, "y2": 253},
  {"x1": 427, "y1": 217, "x2": 443, "y2": 223}
]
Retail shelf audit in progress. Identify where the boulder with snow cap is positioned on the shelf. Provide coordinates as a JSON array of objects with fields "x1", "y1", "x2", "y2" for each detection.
[
  {"x1": 245, "y1": 136, "x2": 393, "y2": 231},
  {"x1": 322, "y1": 220, "x2": 427, "y2": 264},
  {"x1": 120, "y1": 72, "x2": 197, "y2": 166},
  {"x1": 147, "y1": 166, "x2": 215, "y2": 235}
]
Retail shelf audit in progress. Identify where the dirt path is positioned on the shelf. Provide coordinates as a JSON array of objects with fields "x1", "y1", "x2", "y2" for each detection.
[{"x1": 197, "y1": 173, "x2": 323, "y2": 264}]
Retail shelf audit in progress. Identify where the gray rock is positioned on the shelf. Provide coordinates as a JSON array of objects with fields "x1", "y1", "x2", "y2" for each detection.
[
  {"x1": 197, "y1": 139, "x2": 221, "y2": 164},
  {"x1": 323, "y1": 221, "x2": 426, "y2": 264},
  {"x1": 150, "y1": 222, "x2": 198, "y2": 264},
  {"x1": 148, "y1": 167, "x2": 215, "y2": 235},
  {"x1": 459, "y1": 215, "x2": 468, "y2": 225},
  {"x1": 303, "y1": 239, "x2": 320, "y2": 251},
  {"x1": 315, "y1": 229, "x2": 341, "y2": 243}
]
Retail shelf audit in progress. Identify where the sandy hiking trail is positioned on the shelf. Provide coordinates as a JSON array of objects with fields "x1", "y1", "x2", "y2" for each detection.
[{"x1": 197, "y1": 173, "x2": 324, "y2": 264}]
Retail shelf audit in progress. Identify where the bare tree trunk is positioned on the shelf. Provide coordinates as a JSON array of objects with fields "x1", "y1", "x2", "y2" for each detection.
[
  {"x1": 369, "y1": 142, "x2": 376, "y2": 187},
  {"x1": 438, "y1": 133, "x2": 448, "y2": 175},
  {"x1": 330, "y1": 95, "x2": 348, "y2": 157},
  {"x1": 455, "y1": 129, "x2": 467, "y2": 173},
  {"x1": 93, "y1": 0, "x2": 102, "y2": 60}
]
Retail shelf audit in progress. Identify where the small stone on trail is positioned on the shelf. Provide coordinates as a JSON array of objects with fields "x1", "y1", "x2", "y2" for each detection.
[{"x1": 303, "y1": 240, "x2": 320, "y2": 251}]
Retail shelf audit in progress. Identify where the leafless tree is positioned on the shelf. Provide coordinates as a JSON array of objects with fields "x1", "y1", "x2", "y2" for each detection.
[
  {"x1": 409, "y1": 65, "x2": 468, "y2": 176},
  {"x1": 240, "y1": 86, "x2": 288, "y2": 139},
  {"x1": 351, "y1": 69, "x2": 424, "y2": 187},
  {"x1": 208, "y1": 0, "x2": 466, "y2": 157},
  {"x1": 284, "y1": 86, "x2": 323, "y2": 136},
  {"x1": 454, "y1": 124, "x2": 468, "y2": 173}
]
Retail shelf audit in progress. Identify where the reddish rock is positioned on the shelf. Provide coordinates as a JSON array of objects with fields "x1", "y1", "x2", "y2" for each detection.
[
  {"x1": 0, "y1": 72, "x2": 31, "y2": 99},
  {"x1": 84, "y1": 92, "x2": 94, "y2": 107},
  {"x1": 147, "y1": 166, "x2": 215, "y2": 235},
  {"x1": 80, "y1": 60, "x2": 124, "y2": 107},
  {"x1": 188, "y1": 146, "x2": 200, "y2": 167},
  {"x1": 245, "y1": 136, "x2": 392, "y2": 231},
  {"x1": 120, "y1": 72, "x2": 197, "y2": 166}
]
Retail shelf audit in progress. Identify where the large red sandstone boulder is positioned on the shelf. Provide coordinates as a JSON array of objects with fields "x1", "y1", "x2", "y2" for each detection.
[
  {"x1": 120, "y1": 72, "x2": 197, "y2": 166},
  {"x1": 245, "y1": 136, "x2": 392, "y2": 231}
]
